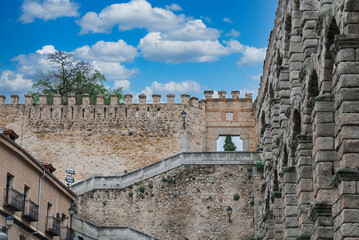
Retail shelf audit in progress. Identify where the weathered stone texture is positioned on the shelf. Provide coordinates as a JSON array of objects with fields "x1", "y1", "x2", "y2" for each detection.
[
  {"x1": 255, "y1": 0, "x2": 359, "y2": 239},
  {"x1": 76, "y1": 165, "x2": 260, "y2": 240},
  {"x1": 0, "y1": 94, "x2": 256, "y2": 183}
]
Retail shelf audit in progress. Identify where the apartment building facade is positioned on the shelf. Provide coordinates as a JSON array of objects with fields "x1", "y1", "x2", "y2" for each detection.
[{"x1": 0, "y1": 129, "x2": 77, "y2": 240}]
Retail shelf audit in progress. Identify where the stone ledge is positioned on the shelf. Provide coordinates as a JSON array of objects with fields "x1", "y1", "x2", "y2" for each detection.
[
  {"x1": 309, "y1": 203, "x2": 332, "y2": 221},
  {"x1": 73, "y1": 217, "x2": 159, "y2": 240},
  {"x1": 330, "y1": 167, "x2": 359, "y2": 188},
  {"x1": 71, "y1": 151, "x2": 262, "y2": 195}
]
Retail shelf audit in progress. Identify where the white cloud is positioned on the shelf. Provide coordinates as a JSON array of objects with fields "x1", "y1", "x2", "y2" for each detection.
[
  {"x1": 223, "y1": 17, "x2": 233, "y2": 23},
  {"x1": 114, "y1": 80, "x2": 131, "y2": 90},
  {"x1": 36, "y1": 45, "x2": 56, "y2": 55},
  {"x1": 165, "y1": 3, "x2": 182, "y2": 11},
  {"x1": 91, "y1": 61, "x2": 138, "y2": 81},
  {"x1": 135, "y1": 80, "x2": 202, "y2": 101},
  {"x1": 74, "y1": 40, "x2": 138, "y2": 62},
  {"x1": 247, "y1": 74, "x2": 262, "y2": 81},
  {"x1": 12, "y1": 45, "x2": 56, "y2": 77},
  {"x1": 162, "y1": 20, "x2": 220, "y2": 41},
  {"x1": 151, "y1": 80, "x2": 202, "y2": 93},
  {"x1": 225, "y1": 29, "x2": 240, "y2": 38},
  {"x1": 0, "y1": 70, "x2": 33, "y2": 93},
  {"x1": 237, "y1": 46, "x2": 267, "y2": 67},
  {"x1": 20, "y1": 0, "x2": 79, "y2": 23},
  {"x1": 13, "y1": 45, "x2": 138, "y2": 85},
  {"x1": 138, "y1": 32, "x2": 243, "y2": 63},
  {"x1": 77, "y1": 0, "x2": 186, "y2": 34}
]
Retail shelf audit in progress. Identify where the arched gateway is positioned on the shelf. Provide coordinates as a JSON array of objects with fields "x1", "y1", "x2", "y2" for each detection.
[{"x1": 204, "y1": 90, "x2": 257, "y2": 152}]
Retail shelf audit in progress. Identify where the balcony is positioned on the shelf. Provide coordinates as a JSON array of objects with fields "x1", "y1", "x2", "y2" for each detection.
[
  {"x1": 3, "y1": 187, "x2": 24, "y2": 211},
  {"x1": 46, "y1": 216, "x2": 60, "y2": 236},
  {"x1": 60, "y1": 227, "x2": 73, "y2": 240},
  {"x1": 23, "y1": 200, "x2": 39, "y2": 221}
]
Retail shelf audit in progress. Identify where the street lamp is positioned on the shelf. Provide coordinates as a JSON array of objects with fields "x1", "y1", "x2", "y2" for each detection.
[
  {"x1": 181, "y1": 110, "x2": 187, "y2": 130},
  {"x1": 68, "y1": 206, "x2": 75, "y2": 237},
  {"x1": 1, "y1": 216, "x2": 13, "y2": 234},
  {"x1": 226, "y1": 206, "x2": 233, "y2": 223}
]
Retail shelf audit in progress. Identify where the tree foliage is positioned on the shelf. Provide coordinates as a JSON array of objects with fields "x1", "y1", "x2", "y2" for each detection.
[
  {"x1": 223, "y1": 136, "x2": 237, "y2": 151},
  {"x1": 30, "y1": 51, "x2": 123, "y2": 104}
]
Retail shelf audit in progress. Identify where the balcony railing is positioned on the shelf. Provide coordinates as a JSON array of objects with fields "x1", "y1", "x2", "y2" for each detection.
[
  {"x1": 46, "y1": 216, "x2": 60, "y2": 236},
  {"x1": 60, "y1": 226, "x2": 73, "y2": 240},
  {"x1": 3, "y1": 187, "x2": 24, "y2": 211},
  {"x1": 23, "y1": 199, "x2": 38, "y2": 221}
]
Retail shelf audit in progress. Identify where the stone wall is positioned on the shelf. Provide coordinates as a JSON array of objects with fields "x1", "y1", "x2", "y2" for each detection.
[
  {"x1": 204, "y1": 91, "x2": 256, "y2": 151},
  {"x1": 76, "y1": 164, "x2": 262, "y2": 240},
  {"x1": 255, "y1": 0, "x2": 359, "y2": 239},
  {"x1": 0, "y1": 92, "x2": 256, "y2": 182}
]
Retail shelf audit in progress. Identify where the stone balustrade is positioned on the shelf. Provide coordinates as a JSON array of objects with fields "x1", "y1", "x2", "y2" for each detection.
[{"x1": 71, "y1": 151, "x2": 263, "y2": 195}]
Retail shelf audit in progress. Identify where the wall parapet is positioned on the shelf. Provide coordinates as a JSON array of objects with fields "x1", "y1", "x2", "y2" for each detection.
[
  {"x1": 71, "y1": 151, "x2": 263, "y2": 195},
  {"x1": 0, "y1": 90, "x2": 251, "y2": 105},
  {"x1": 73, "y1": 217, "x2": 159, "y2": 240}
]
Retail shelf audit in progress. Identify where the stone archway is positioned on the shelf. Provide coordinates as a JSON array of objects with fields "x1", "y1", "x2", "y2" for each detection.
[{"x1": 208, "y1": 127, "x2": 249, "y2": 151}]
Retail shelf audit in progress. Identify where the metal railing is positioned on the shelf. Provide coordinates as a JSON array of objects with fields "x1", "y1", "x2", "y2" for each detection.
[
  {"x1": 4, "y1": 187, "x2": 24, "y2": 211},
  {"x1": 23, "y1": 199, "x2": 39, "y2": 221},
  {"x1": 60, "y1": 226, "x2": 73, "y2": 240},
  {"x1": 46, "y1": 216, "x2": 61, "y2": 236}
]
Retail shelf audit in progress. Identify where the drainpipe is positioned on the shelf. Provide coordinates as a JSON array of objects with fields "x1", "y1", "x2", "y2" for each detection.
[{"x1": 32, "y1": 169, "x2": 46, "y2": 235}]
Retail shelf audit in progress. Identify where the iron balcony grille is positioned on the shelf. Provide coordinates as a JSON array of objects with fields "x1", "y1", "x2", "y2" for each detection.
[
  {"x1": 23, "y1": 199, "x2": 39, "y2": 221},
  {"x1": 60, "y1": 226, "x2": 73, "y2": 240},
  {"x1": 3, "y1": 187, "x2": 24, "y2": 211},
  {"x1": 46, "y1": 216, "x2": 61, "y2": 236}
]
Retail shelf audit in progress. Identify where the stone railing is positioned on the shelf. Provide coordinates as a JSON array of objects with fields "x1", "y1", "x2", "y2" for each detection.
[
  {"x1": 73, "y1": 217, "x2": 159, "y2": 240},
  {"x1": 71, "y1": 151, "x2": 263, "y2": 195}
]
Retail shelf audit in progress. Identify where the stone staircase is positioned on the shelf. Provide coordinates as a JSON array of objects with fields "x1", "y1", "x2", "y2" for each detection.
[
  {"x1": 71, "y1": 151, "x2": 262, "y2": 195},
  {"x1": 73, "y1": 217, "x2": 159, "y2": 240}
]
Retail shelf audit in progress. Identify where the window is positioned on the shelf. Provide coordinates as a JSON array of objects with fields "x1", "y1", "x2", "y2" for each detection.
[
  {"x1": 6, "y1": 173, "x2": 14, "y2": 188},
  {"x1": 47, "y1": 202, "x2": 53, "y2": 217},
  {"x1": 24, "y1": 185, "x2": 30, "y2": 200}
]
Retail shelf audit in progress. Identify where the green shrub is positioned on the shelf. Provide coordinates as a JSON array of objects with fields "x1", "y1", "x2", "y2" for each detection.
[
  {"x1": 247, "y1": 167, "x2": 253, "y2": 173},
  {"x1": 255, "y1": 161, "x2": 264, "y2": 172},
  {"x1": 139, "y1": 193, "x2": 145, "y2": 199},
  {"x1": 102, "y1": 201, "x2": 107, "y2": 206},
  {"x1": 139, "y1": 186, "x2": 145, "y2": 193},
  {"x1": 233, "y1": 194, "x2": 240, "y2": 201},
  {"x1": 148, "y1": 183, "x2": 153, "y2": 189},
  {"x1": 207, "y1": 206, "x2": 211, "y2": 209},
  {"x1": 128, "y1": 192, "x2": 133, "y2": 197}
]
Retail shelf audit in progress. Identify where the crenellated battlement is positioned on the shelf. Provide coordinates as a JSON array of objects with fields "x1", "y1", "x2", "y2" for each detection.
[
  {"x1": 1, "y1": 90, "x2": 252, "y2": 106},
  {"x1": 0, "y1": 89, "x2": 256, "y2": 182}
]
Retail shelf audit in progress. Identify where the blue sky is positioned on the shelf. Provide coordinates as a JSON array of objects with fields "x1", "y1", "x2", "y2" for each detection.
[{"x1": 0, "y1": 0, "x2": 277, "y2": 103}]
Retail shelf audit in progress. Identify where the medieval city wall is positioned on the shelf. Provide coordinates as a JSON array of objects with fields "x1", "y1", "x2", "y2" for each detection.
[
  {"x1": 255, "y1": 0, "x2": 359, "y2": 239},
  {"x1": 76, "y1": 164, "x2": 262, "y2": 240},
  {"x1": 0, "y1": 91, "x2": 256, "y2": 183}
]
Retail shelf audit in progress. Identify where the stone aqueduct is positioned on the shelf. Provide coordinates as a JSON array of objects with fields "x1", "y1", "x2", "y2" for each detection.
[
  {"x1": 256, "y1": 0, "x2": 359, "y2": 239},
  {"x1": 1, "y1": 0, "x2": 359, "y2": 239}
]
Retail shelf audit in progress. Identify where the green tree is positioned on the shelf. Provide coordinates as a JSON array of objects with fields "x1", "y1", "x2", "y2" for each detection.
[
  {"x1": 223, "y1": 136, "x2": 237, "y2": 151},
  {"x1": 30, "y1": 51, "x2": 123, "y2": 104}
]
